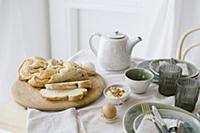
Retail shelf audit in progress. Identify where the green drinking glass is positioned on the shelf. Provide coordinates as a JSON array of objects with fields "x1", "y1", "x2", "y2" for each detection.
[
  {"x1": 175, "y1": 78, "x2": 200, "y2": 112},
  {"x1": 159, "y1": 64, "x2": 182, "y2": 96}
]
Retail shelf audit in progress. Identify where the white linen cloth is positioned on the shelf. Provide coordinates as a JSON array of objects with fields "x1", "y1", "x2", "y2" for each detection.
[
  {"x1": 27, "y1": 108, "x2": 79, "y2": 133},
  {"x1": 137, "y1": 116, "x2": 178, "y2": 133},
  {"x1": 27, "y1": 50, "x2": 200, "y2": 133}
]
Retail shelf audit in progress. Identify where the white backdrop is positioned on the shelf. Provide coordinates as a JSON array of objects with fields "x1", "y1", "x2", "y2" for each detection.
[
  {"x1": 0, "y1": 0, "x2": 50, "y2": 108},
  {"x1": 0, "y1": 0, "x2": 200, "y2": 108},
  {"x1": 144, "y1": 0, "x2": 200, "y2": 66},
  {"x1": 49, "y1": 0, "x2": 200, "y2": 64}
]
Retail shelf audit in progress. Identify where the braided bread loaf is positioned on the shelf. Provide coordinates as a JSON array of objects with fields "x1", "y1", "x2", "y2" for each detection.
[{"x1": 18, "y1": 57, "x2": 95, "y2": 88}]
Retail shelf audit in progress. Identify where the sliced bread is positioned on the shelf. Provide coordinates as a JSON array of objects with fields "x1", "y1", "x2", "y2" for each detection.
[
  {"x1": 45, "y1": 80, "x2": 91, "y2": 90},
  {"x1": 40, "y1": 88, "x2": 87, "y2": 101},
  {"x1": 78, "y1": 80, "x2": 91, "y2": 88}
]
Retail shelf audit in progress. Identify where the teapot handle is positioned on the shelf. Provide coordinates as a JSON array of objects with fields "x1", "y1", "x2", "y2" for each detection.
[{"x1": 89, "y1": 33, "x2": 101, "y2": 56}]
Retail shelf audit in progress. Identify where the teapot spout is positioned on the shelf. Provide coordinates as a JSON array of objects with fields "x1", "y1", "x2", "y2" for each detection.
[{"x1": 127, "y1": 36, "x2": 142, "y2": 55}]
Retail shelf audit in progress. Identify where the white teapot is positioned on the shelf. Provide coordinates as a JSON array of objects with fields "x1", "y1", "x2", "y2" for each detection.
[{"x1": 89, "y1": 31, "x2": 142, "y2": 71}]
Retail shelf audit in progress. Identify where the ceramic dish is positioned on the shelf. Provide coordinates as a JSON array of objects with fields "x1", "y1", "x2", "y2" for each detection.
[
  {"x1": 149, "y1": 58, "x2": 199, "y2": 78},
  {"x1": 122, "y1": 102, "x2": 200, "y2": 133},
  {"x1": 104, "y1": 84, "x2": 130, "y2": 105},
  {"x1": 133, "y1": 109, "x2": 200, "y2": 133},
  {"x1": 137, "y1": 60, "x2": 152, "y2": 70},
  {"x1": 124, "y1": 68, "x2": 154, "y2": 94}
]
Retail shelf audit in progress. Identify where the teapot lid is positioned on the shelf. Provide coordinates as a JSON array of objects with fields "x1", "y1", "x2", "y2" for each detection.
[{"x1": 106, "y1": 31, "x2": 126, "y2": 39}]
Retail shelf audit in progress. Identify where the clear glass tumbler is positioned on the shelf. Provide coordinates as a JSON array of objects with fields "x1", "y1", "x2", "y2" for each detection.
[
  {"x1": 175, "y1": 78, "x2": 200, "y2": 112},
  {"x1": 159, "y1": 64, "x2": 182, "y2": 96}
]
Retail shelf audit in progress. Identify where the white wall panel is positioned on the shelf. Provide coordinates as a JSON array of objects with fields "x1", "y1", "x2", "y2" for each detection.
[
  {"x1": 49, "y1": 0, "x2": 164, "y2": 59},
  {"x1": 78, "y1": 9, "x2": 142, "y2": 51}
]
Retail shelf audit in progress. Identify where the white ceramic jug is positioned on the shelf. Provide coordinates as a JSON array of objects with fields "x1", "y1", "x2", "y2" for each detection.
[{"x1": 89, "y1": 31, "x2": 142, "y2": 71}]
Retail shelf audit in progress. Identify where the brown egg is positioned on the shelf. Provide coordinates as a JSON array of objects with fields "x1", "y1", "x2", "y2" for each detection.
[{"x1": 102, "y1": 103, "x2": 117, "y2": 119}]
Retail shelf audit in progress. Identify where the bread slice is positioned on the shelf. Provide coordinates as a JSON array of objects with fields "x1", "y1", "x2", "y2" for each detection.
[
  {"x1": 78, "y1": 80, "x2": 91, "y2": 88},
  {"x1": 45, "y1": 82, "x2": 77, "y2": 90},
  {"x1": 45, "y1": 80, "x2": 91, "y2": 90},
  {"x1": 40, "y1": 88, "x2": 87, "y2": 101}
]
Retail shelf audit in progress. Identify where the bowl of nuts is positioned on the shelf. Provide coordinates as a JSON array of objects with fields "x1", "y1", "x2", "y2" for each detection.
[{"x1": 103, "y1": 83, "x2": 130, "y2": 105}]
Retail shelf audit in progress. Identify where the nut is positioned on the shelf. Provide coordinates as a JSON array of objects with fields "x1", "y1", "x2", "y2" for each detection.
[{"x1": 108, "y1": 86, "x2": 126, "y2": 98}]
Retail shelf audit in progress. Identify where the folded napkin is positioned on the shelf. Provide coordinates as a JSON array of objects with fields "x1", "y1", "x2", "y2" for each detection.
[
  {"x1": 27, "y1": 108, "x2": 78, "y2": 133},
  {"x1": 136, "y1": 115, "x2": 178, "y2": 133}
]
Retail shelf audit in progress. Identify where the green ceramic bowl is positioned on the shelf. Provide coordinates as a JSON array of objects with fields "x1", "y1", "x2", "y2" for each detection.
[
  {"x1": 124, "y1": 68, "x2": 154, "y2": 94},
  {"x1": 137, "y1": 60, "x2": 159, "y2": 83}
]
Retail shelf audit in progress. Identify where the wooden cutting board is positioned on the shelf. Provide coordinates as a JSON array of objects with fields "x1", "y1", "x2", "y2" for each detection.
[{"x1": 11, "y1": 74, "x2": 105, "y2": 111}]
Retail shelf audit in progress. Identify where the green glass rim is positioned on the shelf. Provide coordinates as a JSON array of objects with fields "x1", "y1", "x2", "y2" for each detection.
[{"x1": 177, "y1": 78, "x2": 200, "y2": 89}]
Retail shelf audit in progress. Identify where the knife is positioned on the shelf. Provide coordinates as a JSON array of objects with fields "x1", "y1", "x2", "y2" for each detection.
[
  {"x1": 151, "y1": 117, "x2": 164, "y2": 133},
  {"x1": 152, "y1": 105, "x2": 169, "y2": 133},
  {"x1": 177, "y1": 121, "x2": 184, "y2": 133}
]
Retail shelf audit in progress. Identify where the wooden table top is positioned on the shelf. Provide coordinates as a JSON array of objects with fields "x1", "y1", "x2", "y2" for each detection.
[{"x1": 0, "y1": 101, "x2": 27, "y2": 133}]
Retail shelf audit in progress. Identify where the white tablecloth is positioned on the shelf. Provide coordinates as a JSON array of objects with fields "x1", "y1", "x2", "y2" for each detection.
[{"x1": 68, "y1": 50, "x2": 200, "y2": 133}]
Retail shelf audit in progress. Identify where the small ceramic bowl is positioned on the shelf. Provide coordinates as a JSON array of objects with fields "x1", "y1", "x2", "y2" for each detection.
[
  {"x1": 124, "y1": 68, "x2": 154, "y2": 94},
  {"x1": 103, "y1": 84, "x2": 130, "y2": 105}
]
